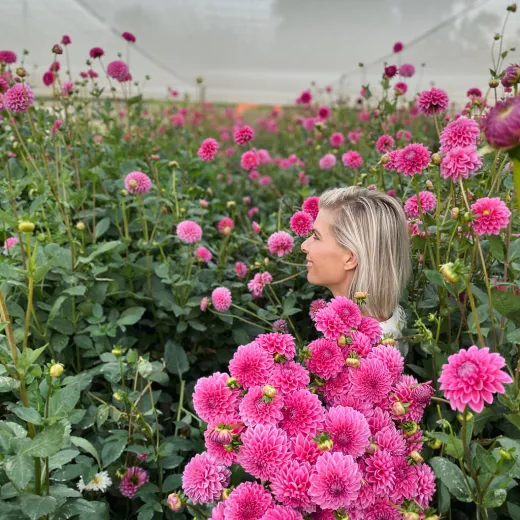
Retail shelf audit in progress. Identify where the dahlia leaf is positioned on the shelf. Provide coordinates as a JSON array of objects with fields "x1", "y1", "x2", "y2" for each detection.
[{"x1": 430, "y1": 457, "x2": 473, "y2": 502}]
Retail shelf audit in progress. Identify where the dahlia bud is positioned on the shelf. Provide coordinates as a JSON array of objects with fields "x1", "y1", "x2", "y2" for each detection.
[
  {"x1": 207, "y1": 187, "x2": 214, "y2": 196},
  {"x1": 425, "y1": 516, "x2": 441, "y2": 520},
  {"x1": 499, "y1": 449, "x2": 513, "y2": 461},
  {"x1": 392, "y1": 401, "x2": 407, "y2": 416},
  {"x1": 335, "y1": 512, "x2": 350, "y2": 520},
  {"x1": 115, "y1": 467, "x2": 127, "y2": 479},
  {"x1": 345, "y1": 357, "x2": 360, "y2": 368},
  {"x1": 222, "y1": 488, "x2": 231, "y2": 500},
  {"x1": 353, "y1": 291, "x2": 369, "y2": 302},
  {"x1": 262, "y1": 385, "x2": 277, "y2": 399},
  {"x1": 314, "y1": 121, "x2": 325, "y2": 131},
  {"x1": 401, "y1": 421, "x2": 418, "y2": 436},
  {"x1": 113, "y1": 392, "x2": 124, "y2": 401},
  {"x1": 428, "y1": 438, "x2": 442, "y2": 450},
  {"x1": 318, "y1": 439, "x2": 334, "y2": 451},
  {"x1": 49, "y1": 363, "x2": 64, "y2": 378},
  {"x1": 440, "y1": 263, "x2": 459, "y2": 284},
  {"x1": 167, "y1": 493, "x2": 182, "y2": 512},
  {"x1": 431, "y1": 153, "x2": 442, "y2": 165},
  {"x1": 457, "y1": 411, "x2": 473, "y2": 423},
  {"x1": 52, "y1": 44, "x2": 63, "y2": 55},
  {"x1": 76, "y1": 222, "x2": 85, "y2": 231},
  {"x1": 264, "y1": 258, "x2": 270, "y2": 266},
  {"x1": 111, "y1": 347, "x2": 123, "y2": 357},
  {"x1": 196, "y1": 76, "x2": 204, "y2": 84},
  {"x1": 226, "y1": 201, "x2": 236, "y2": 209},
  {"x1": 403, "y1": 513, "x2": 419, "y2": 520},
  {"x1": 226, "y1": 377, "x2": 239, "y2": 389},
  {"x1": 381, "y1": 337, "x2": 397, "y2": 346},
  {"x1": 168, "y1": 160, "x2": 179, "y2": 168},
  {"x1": 199, "y1": 199, "x2": 209, "y2": 208},
  {"x1": 380, "y1": 154, "x2": 390, "y2": 165},
  {"x1": 366, "y1": 442, "x2": 378, "y2": 455},
  {"x1": 18, "y1": 221, "x2": 35, "y2": 233},
  {"x1": 425, "y1": 180, "x2": 434, "y2": 190},
  {"x1": 121, "y1": 189, "x2": 129, "y2": 197},
  {"x1": 208, "y1": 426, "x2": 233, "y2": 445},
  {"x1": 507, "y1": 3, "x2": 517, "y2": 12},
  {"x1": 409, "y1": 450, "x2": 424, "y2": 464},
  {"x1": 463, "y1": 211, "x2": 472, "y2": 222},
  {"x1": 337, "y1": 335, "x2": 347, "y2": 347},
  {"x1": 451, "y1": 207, "x2": 459, "y2": 219},
  {"x1": 273, "y1": 353, "x2": 287, "y2": 364},
  {"x1": 16, "y1": 67, "x2": 26, "y2": 78},
  {"x1": 489, "y1": 79, "x2": 499, "y2": 88}
]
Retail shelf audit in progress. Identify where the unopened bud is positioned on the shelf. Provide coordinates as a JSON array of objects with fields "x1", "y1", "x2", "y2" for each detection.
[
  {"x1": 273, "y1": 353, "x2": 287, "y2": 363},
  {"x1": 440, "y1": 263, "x2": 459, "y2": 284},
  {"x1": 507, "y1": 3, "x2": 517, "y2": 12},
  {"x1": 431, "y1": 153, "x2": 442, "y2": 165},
  {"x1": 113, "y1": 392, "x2": 124, "y2": 401},
  {"x1": 381, "y1": 337, "x2": 397, "y2": 346},
  {"x1": 209, "y1": 426, "x2": 233, "y2": 445},
  {"x1": 409, "y1": 450, "x2": 424, "y2": 463},
  {"x1": 18, "y1": 221, "x2": 35, "y2": 233},
  {"x1": 429, "y1": 438, "x2": 442, "y2": 450},
  {"x1": 226, "y1": 201, "x2": 236, "y2": 209},
  {"x1": 451, "y1": 207, "x2": 459, "y2": 219},
  {"x1": 404, "y1": 513, "x2": 420, "y2": 520},
  {"x1": 392, "y1": 401, "x2": 407, "y2": 416},
  {"x1": 425, "y1": 180, "x2": 434, "y2": 190},
  {"x1": 401, "y1": 421, "x2": 418, "y2": 436},
  {"x1": 489, "y1": 79, "x2": 499, "y2": 88},
  {"x1": 264, "y1": 258, "x2": 269, "y2": 266},
  {"x1": 354, "y1": 291, "x2": 368, "y2": 301},
  {"x1": 262, "y1": 385, "x2": 276, "y2": 399},
  {"x1": 457, "y1": 411, "x2": 473, "y2": 423},
  {"x1": 121, "y1": 189, "x2": 129, "y2": 197},
  {"x1": 16, "y1": 67, "x2": 26, "y2": 78},
  {"x1": 49, "y1": 363, "x2": 64, "y2": 378},
  {"x1": 112, "y1": 347, "x2": 123, "y2": 357},
  {"x1": 221, "y1": 488, "x2": 231, "y2": 500},
  {"x1": 196, "y1": 76, "x2": 204, "y2": 84},
  {"x1": 76, "y1": 222, "x2": 85, "y2": 231},
  {"x1": 366, "y1": 442, "x2": 378, "y2": 455},
  {"x1": 318, "y1": 439, "x2": 334, "y2": 451},
  {"x1": 425, "y1": 516, "x2": 441, "y2": 520},
  {"x1": 168, "y1": 160, "x2": 179, "y2": 168},
  {"x1": 167, "y1": 493, "x2": 182, "y2": 512},
  {"x1": 345, "y1": 357, "x2": 360, "y2": 368},
  {"x1": 52, "y1": 44, "x2": 63, "y2": 55},
  {"x1": 380, "y1": 154, "x2": 390, "y2": 165},
  {"x1": 499, "y1": 449, "x2": 512, "y2": 460},
  {"x1": 337, "y1": 335, "x2": 347, "y2": 347},
  {"x1": 226, "y1": 377, "x2": 239, "y2": 389}
]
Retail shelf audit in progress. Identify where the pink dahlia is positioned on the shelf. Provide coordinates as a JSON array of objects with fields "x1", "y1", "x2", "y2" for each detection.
[
  {"x1": 308, "y1": 451, "x2": 361, "y2": 509},
  {"x1": 309, "y1": 298, "x2": 327, "y2": 320},
  {"x1": 362, "y1": 500, "x2": 401, "y2": 520},
  {"x1": 374, "y1": 426, "x2": 407, "y2": 457},
  {"x1": 267, "y1": 231, "x2": 294, "y2": 257},
  {"x1": 177, "y1": 220, "x2": 203, "y2": 243},
  {"x1": 393, "y1": 41, "x2": 403, "y2": 53},
  {"x1": 330, "y1": 132, "x2": 344, "y2": 148},
  {"x1": 89, "y1": 47, "x2": 104, "y2": 59},
  {"x1": 210, "y1": 502, "x2": 227, "y2": 520},
  {"x1": 182, "y1": 452, "x2": 230, "y2": 504},
  {"x1": 319, "y1": 154, "x2": 337, "y2": 170},
  {"x1": 3, "y1": 83, "x2": 34, "y2": 113},
  {"x1": 280, "y1": 389, "x2": 325, "y2": 437},
  {"x1": 61, "y1": 35, "x2": 71, "y2": 45},
  {"x1": 418, "y1": 87, "x2": 449, "y2": 116},
  {"x1": 239, "y1": 386, "x2": 284, "y2": 427},
  {"x1": 0, "y1": 50, "x2": 17, "y2": 64},
  {"x1": 350, "y1": 358, "x2": 392, "y2": 404},
  {"x1": 330, "y1": 392, "x2": 374, "y2": 418},
  {"x1": 438, "y1": 345, "x2": 512, "y2": 412},
  {"x1": 200, "y1": 297, "x2": 209, "y2": 311},
  {"x1": 273, "y1": 319, "x2": 289, "y2": 333},
  {"x1": 234, "y1": 125, "x2": 255, "y2": 145},
  {"x1": 347, "y1": 331, "x2": 374, "y2": 358},
  {"x1": 229, "y1": 342, "x2": 274, "y2": 389},
  {"x1": 404, "y1": 191, "x2": 437, "y2": 218},
  {"x1": 120, "y1": 466, "x2": 149, "y2": 498},
  {"x1": 399, "y1": 63, "x2": 415, "y2": 77},
  {"x1": 256, "y1": 332, "x2": 296, "y2": 360},
  {"x1": 390, "y1": 456, "x2": 417, "y2": 503},
  {"x1": 122, "y1": 31, "x2": 136, "y2": 43},
  {"x1": 342, "y1": 151, "x2": 363, "y2": 169},
  {"x1": 414, "y1": 463, "x2": 436, "y2": 508},
  {"x1": 290, "y1": 433, "x2": 321, "y2": 464},
  {"x1": 328, "y1": 296, "x2": 362, "y2": 328},
  {"x1": 302, "y1": 196, "x2": 320, "y2": 220},
  {"x1": 441, "y1": 145, "x2": 482, "y2": 182},
  {"x1": 290, "y1": 211, "x2": 313, "y2": 236},
  {"x1": 364, "y1": 449, "x2": 395, "y2": 496},
  {"x1": 61, "y1": 81, "x2": 74, "y2": 97},
  {"x1": 482, "y1": 97, "x2": 520, "y2": 150},
  {"x1": 366, "y1": 408, "x2": 393, "y2": 436},
  {"x1": 324, "y1": 406, "x2": 371, "y2": 458},
  {"x1": 318, "y1": 106, "x2": 331, "y2": 120},
  {"x1": 367, "y1": 346, "x2": 404, "y2": 384},
  {"x1": 234, "y1": 261, "x2": 248, "y2": 279},
  {"x1": 107, "y1": 60, "x2": 129, "y2": 82},
  {"x1": 396, "y1": 143, "x2": 430, "y2": 176},
  {"x1": 204, "y1": 430, "x2": 237, "y2": 466},
  {"x1": 439, "y1": 117, "x2": 480, "y2": 153},
  {"x1": 211, "y1": 287, "x2": 232, "y2": 312},
  {"x1": 375, "y1": 135, "x2": 395, "y2": 154},
  {"x1": 321, "y1": 369, "x2": 352, "y2": 404},
  {"x1": 225, "y1": 482, "x2": 273, "y2": 520},
  {"x1": 471, "y1": 197, "x2": 511, "y2": 236},
  {"x1": 383, "y1": 149, "x2": 401, "y2": 172},
  {"x1": 384, "y1": 65, "x2": 398, "y2": 79},
  {"x1": 217, "y1": 216, "x2": 235, "y2": 235},
  {"x1": 238, "y1": 424, "x2": 289, "y2": 481},
  {"x1": 4, "y1": 237, "x2": 19, "y2": 250},
  {"x1": 271, "y1": 361, "x2": 310, "y2": 395},
  {"x1": 195, "y1": 245, "x2": 212, "y2": 263},
  {"x1": 241, "y1": 150, "x2": 260, "y2": 170},
  {"x1": 124, "y1": 171, "x2": 152, "y2": 194},
  {"x1": 198, "y1": 138, "x2": 219, "y2": 161},
  {"x1": 260, "y1": 505, "x2": 304, "y2": 520},
  {"x1": 192, "y1": 372, "x2": 239, "y2": 424},
  {"x1": 314, "y1": 307, "x2": 348, "y2": 341},
  {"x1": 394, "y1": 82, "x2": 408, "y2": 95},
  {"x1": 306, "y1": 338, "x2": 344, "y2": 380},
  {"x1": 270, "y1": 461, "x2": 314, "y2": 512}
]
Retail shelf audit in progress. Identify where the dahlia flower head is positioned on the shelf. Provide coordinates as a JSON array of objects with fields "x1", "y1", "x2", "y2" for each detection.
[
  {"x1": 107, "y1": 60, "x2": 129, "y2": 82},
  {"x1": 3, "y1": 83, "x2": 34, "y2": 113},
  {"x1": 404, "y1": 191, "x2": 437, "y2": 219},
  {"x1": 471, "y1": 197, "x2": 511, "y2": 235},
  {"x1": 267, "y1": 231, "x2": 294, "y2": 257},
  {"x1": 418, "y1": 87, "x2": 449, "y2": 116},
  {"x1": 482, "y1": 96, "x2": 520, "y2": 152},
  {"x1": 124, "y1": 171, "x2": 152, "y2": 194},
  {"x1": 440, "y1": 145, "x2": 482, "y2": 182},
  {"x1": 439, "y1": 117, "x2": 480, "y2": 154},
  {"x1": 176, "y1": 220, "x2": 203, "y2": 244}
]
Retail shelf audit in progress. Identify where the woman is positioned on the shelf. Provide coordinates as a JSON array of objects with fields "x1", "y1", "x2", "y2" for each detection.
[{"x1": 301, "y1": 186, "x2": 411, "y2": 350}]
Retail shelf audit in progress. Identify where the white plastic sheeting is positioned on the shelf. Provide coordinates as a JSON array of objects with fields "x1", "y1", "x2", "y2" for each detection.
[{"x1": 1, "y1": 0, "x2": 519, "y2": 103}]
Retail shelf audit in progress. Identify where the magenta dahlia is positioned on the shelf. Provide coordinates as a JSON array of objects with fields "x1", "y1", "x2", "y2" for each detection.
[
  {"x1": 483, "y1": 97, "x2": 520, "y2": 151},
  {"x1": 302, "y1": 196, "x2": 320, "y2": 220},
  {"x1": 350, "y1": 358, "x2": 392, "y2": 404},
  {"x1": 267, "y1": 231, "x2": 294, "y2": 257},
  {"x1": 195, "y1": 245, "x2": 212, "y2": 263},
  {"x1": 313, "y1": 307, "x2": 349, "y2": 341},
  {"x1": 439, "y1": 117, "x2": 480, "y2": 153},
  {"x1": 0, "y1": 50, "x2": 17, "y2": 64},
  {"x1": 225, "y1": 482, "x2": 273, "y2": 520},
  {"x1": 374, "y1": 426, "x2": 407, "y2": 457},
  {"x1": 330, "y1": 132, "x2": 344, "y2": 148},
  {"x1": 399, "y1": 63, "x2": 415, "y2": 78},
  {"x1": 441, "y1": 145, "x2": 482, "y2": 182},
  {"x1": 290, "y1": 433, "x2": 321, "y2": 464},
  {"x1": 358, "y1": 316, "x2": 382, "y2": 344},
  {"x1": 290, "y1": 211, "x2": 314, "y2": 236},
  {"x1": 122, "y1": 31, "x2": 136, "y2": 43},
  {"x1": 367, "y1": 345, "x2": 404, "y2": 384},
  {"x1": 413, "y1": 463, "x2": 436, "y2": 508},
  {"x1": 280, "y1": 389, "x2": 325, "y2": 437},
  {"x1": 124, "y1": 171, "x2": 151, "y2": 194},
  {"x1": 396, "y1": 143, "x2": 430, "y2": 176},
  {"x1": 319, "y1": 154, "x2": 337, "y2": 170},
  {"x1": 234, "y1": 125, "x2": 255, "y2": 145},
  {"x1": 364, "y1": 449, "x2": 395, "y2": 496},
  {"x1": 260, "y1": 505, "x2": 304, "y2": 520},
  {"x1": 324, "y1": 406, "x2": 371, "y2": 458},
  {"x1": 342, "y1": 151, "x2": 363, "y2": 169},
  {"x1": 107, "y1": 60, "x2": 129, "y2": 82},
  {"x1": 217, "y1": 216, "x2": 235, "y2": 235},
  {"x1": 256, "y1": 332, "x2": 296, "y2": 360},
  {"x1": 234, "y1": 261, "x2": 248, "y2": 279},
  {"x1": 229, "y1": 342, "x2": 274, "y2": 389},
  {"x1": 120, "y1": 466, "x2": 149, "y2": 498},
  {"x1": 470, "y1": 197, "x2": 511, "y2": 236},
  {"x1": 192, "y1": 372, "x2": 239, "y2": 424},
  {"x1": 198, "y1": 138, "x2": 219, "y2": 161},
  {"x1": 375, "y1": 135, "x2": 395, "y2": 154},
  {"x1": 306, "y1": 338, "x2": 344, "y2": 380},
  {"x1": 328, "y1": 296, "x2": 362, "y2": 328},
  {"x1": 241, "y1": 150, "x2": 260, "y2": 170},
  {"x1": 271, "y1": 460, "x2": 314, "y2": 512},
  {"x1": 418, "y1": 87, "x2": 449, "y2": 116},
  {"x1": 270, "y1": 361, "x2": 310, "y2": 395},
  {"x1": 404, "y1": 191, "x2": 437, "y2": 218},
  {"x1": 239, "y1": 386, "x2": 284, "y2": 427},
  {"x1": 177, "y1": 220, "x2": 203, "y2": 243}
]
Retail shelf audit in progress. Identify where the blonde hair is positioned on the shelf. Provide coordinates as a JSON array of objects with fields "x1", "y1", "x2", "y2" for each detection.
[{"x1": 319, "y1": 187, "x2": 411, "y2": 319}]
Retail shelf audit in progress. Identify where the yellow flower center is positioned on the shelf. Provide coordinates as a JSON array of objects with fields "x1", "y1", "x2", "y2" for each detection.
[{"x1": 482, "y1": 209, "x2": 491, "y2": 216}]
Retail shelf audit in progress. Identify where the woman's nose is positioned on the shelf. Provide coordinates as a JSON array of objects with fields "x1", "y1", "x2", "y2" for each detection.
[{"x1": 301, "y1": 239, "x2": 308, "y2": 254}]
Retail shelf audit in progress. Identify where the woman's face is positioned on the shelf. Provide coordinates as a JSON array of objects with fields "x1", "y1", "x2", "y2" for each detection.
[{"x1": 301, "y1": 209, "x2": 357, "y2": 296}]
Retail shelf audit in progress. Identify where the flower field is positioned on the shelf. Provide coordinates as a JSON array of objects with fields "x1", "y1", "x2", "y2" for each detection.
[{"x1": 0, "y1": 5, "x2": 520, "y2": 520}]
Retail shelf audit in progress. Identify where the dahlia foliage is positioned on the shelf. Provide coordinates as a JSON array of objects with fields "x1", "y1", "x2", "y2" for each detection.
[{"x1": 184, "y1": 296, "x2": 436, "y2": 519}]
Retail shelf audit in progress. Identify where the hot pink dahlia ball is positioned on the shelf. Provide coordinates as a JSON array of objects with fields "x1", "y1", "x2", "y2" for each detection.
[
  {"x1": 438, "y1": 345, "x2": 512, "y2": 412},
  {"x1": 107, "y1": 60, "x2": 129, "y2": 82},
  {"x1": 241, "y1": 150, "x2": 260, "y2": 170},
  {"x1": 313, "y1": 307, "x2": 348, "y2": 341},
  {"x1": 290, "y1": 211, "x2": 314, "y2": 236},
  {"x1": 329, "y1": 132, "x2": 344, "y2": 147},
  {"x1": 239, "y1": 385, "x2": 284, "y2": 426},
  {"x1": 217, "y1": 216, "x2": 235, "y2": 235},
  {"x1": 403, "y1": 191, "x2": 437, "y2": 218},
  {"x1": 439, "y1": 117, "x2": 480, "y2": 153},
  {"x1": 260, "y1": 505, "x2": 304, "y2": 520},
  {"x1": 350, "y1": 358, "x2": 392, "y2": 404},
  {"x1": 0, "y1": 50, "x2": 17, "y2": 64},
  {"x1": 358, "y1": 316, "x2": 383, "y2": 344},
  {"x1": 256, "y1": 332, "x2": 296, "y2": 360},
  {"x1": 308, "y1": 451, "x2": 361, "y2": 509},
  {"x1": 120, "y1": 466, "x2": 149, "y2": 498},
  {"x1": 306, "y1": 339, "x2": 344, "y2": 380},
  {"x1": 375, "y1": 135, "x2": 395, "y2": 153},
  {"x1": 364, "y1": 449, "x2": 395, "y2": 495},
  {"x1": 319, "y1": 153, "x2": 337, "y2": 170},
  {"x1": 270, "y1": 460, "x2": 314, "y2": 512},
  {"x1": 211, "y1": 287, "x2": 232, "y2": 312},
  {"x1": 414, "y1": 463, "x2": 436, "y2": 508},
  {"x1": 124, "y1": 171, "x2": 152, "y2": 194},
  {"x1": 396, "y1": 143, "x2": 430, "y2": 176},
  {"x1": 177, "y1": 220, "x2": 203, "y2": 243},
  {"x1": 4, "y1": 237, "x2": 19, "y2": 249},
  {"x1": 267, "y1": 231, "x2": 294, "y2": 257},
  {"x1": 3, "y1": 83, "x2": 35, "y2": 113},
  {"x1": 470, "y1": 197, "x2": 511, "y2": 236},
  {"x1": 195, "y1": 245, "x2": 212, "y2": 263},
  {"x1": 290, "y1": 433, "x2": 321, "y2": 464},
  {"x1": 440, "y1": 145, "x2": 482, "y2": 182},
  {"x1": 418, "y1": 87, "x2": 449, "y2": 116},
  {"x1": 224, "y1": 482, "x2": 273, "y2": 520},
  {"x1": 270, "y1": 361, "x2": 310, "y2": 395},
  {"x1": 302, "y1": 196, "x2": 320, "y2": 220},
  {"x1": 192, "y1": 372, "x2": 239, "y2": 424},
  {"x1": 182, "y1": 452, "x2": 230, "y2": 504},
  {"x1": 198, "y1": 138, "x2": 219, "y2": 161},
  {"x1": 324, "y1": 405, "x2": 371, "y2": 458},
  {"x1": 342, "y1": 151, "x2": 363, "y2": 168},
  {"x1": 281, "y1": 389, "x2": 325, "y2": 437},
  {"x1": 328, "y1": 296, "x2": 362, "y2": 328},
  {"x1": 367, "y1": 345, "x2": 404, "y2": 384},
  {"x1": 229, "y1": 342, "x2": 274, "y2": 389},
  {"x1": 237, "y1": 424, "x2": 289, "y2": 481},
  {"x1": 234, "y1": 125, "x2": 255, "y2": 145},
  {"x1": 399, "y1": 63, "x2": 415, "y2": 78}
]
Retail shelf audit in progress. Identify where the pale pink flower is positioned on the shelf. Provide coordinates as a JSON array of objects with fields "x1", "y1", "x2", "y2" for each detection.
[
  {"x1": 124, "y1": 171, "x2": 151, "y2": 194},
  {"x1": 4, "y1": 237, "x2": 19, "y2": 249},
  {"x1": 234, "y1": 261, "x2": 248, "y2": 279},
  {"x1": 440, "y1": 145, "x2": 482, "y2": 182},
  {"x1": 177, "y1": 220, "x2": 203, "y2": 243},
  {"x1": 3, "y1": 83, "x2": 34, "y2": 113},
  {"x1": 211, "y1": 287, "x2": 232, "y2": 312},
  {"x1": 267, "y1": 231, "x2": 294, "y2": 257},
  {"x1": 217, "y1": 217, "x2": 235, "y2": 235}
]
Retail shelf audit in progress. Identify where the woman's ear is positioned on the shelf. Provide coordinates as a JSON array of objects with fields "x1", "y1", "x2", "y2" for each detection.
[{"x1": 343, "y1": 250, "x2": 358, "y2": 271}]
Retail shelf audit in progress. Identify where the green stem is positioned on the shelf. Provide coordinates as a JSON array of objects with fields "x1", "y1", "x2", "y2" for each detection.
[
  {"x1": 463, "y1": 276, "x2": 486, "y2": 349},
  {"x1": 513, "y1": 159, "x2": 520, "y2": 211}
]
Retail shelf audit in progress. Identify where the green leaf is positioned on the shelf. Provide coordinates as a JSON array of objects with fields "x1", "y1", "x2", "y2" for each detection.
[
  {"x1": 164, "y1": 340, "x2": 189, "y2": 377},
  {"x1": 506, "y1": 414, "x2": 520, "y2": 431},
  {"x1": 488, "y1": 236, "x2": 505, "y2": 262},
  {"x1": 96, "y1": 405, "x2": 109, "y2": 429},
  {"x1": 424, "y1": 269, "x2": 446, "y2": 288},
  {"x1": 491, "y1": 288, "x2": 520, "y2": 324},
  {"x1": 483, "y1": 487, "x2": 508, "y2": 508},
  {"x1": 16, "y1": 345, "x2": 47, "y2": 375},
  {"x1": 48, "y1": 379, "x2": 81, "y2": 417},
  {"x1": 70, "y1": 436, "x2": 102, "y2": 469},
  {"x1": 94, "y1": 217, "x2": 111, "y2": 240},
  {"x1": 430, "y1": 456, "x2": 473, "y2": 502},
  {"x1": 473, "y1": 444, "x2": 497, "y2": 474},
  {"x1": 19, "y1": 423, "x2": 65, "y2": 458},
  {"x1": 8, "y1": 405, "x2": 43, "y2": 425},
  {"x1": 508, "y1": 501, "x2": 520, "y2": 519},
  {"x1": 4, "y1": 455, "x2": 33, "y2": 488},
  {"x1": 162, "y1": 474, "x2": 182, "y2": 492},
  {"x1": 63, "y1": 286, "x2": 87, "y2": 296},
  {"x1": 19, "y1": 494, "x2": 57, "y2": 520},
  {"x1": 48, "y1": 449, "x2": 80, "y2": 470},
  {"x1": 49, "y1": 484, "x2": 82, "y2": 498},
  {"x1": 0, "y1": 377, "x2": 20, "y2": 393},
  {"x1": 76, "y1": 240, "x2": 121, "y2": 265},
  {"x1": 428, "y1": 432, "x2": 464, "y2": 459},
  {"x1": 117, "y1": 306, "x2": 146, "y2": 326},
  {"x1": 101, "y1": 436, "x2": 127, "y2": 467}
]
